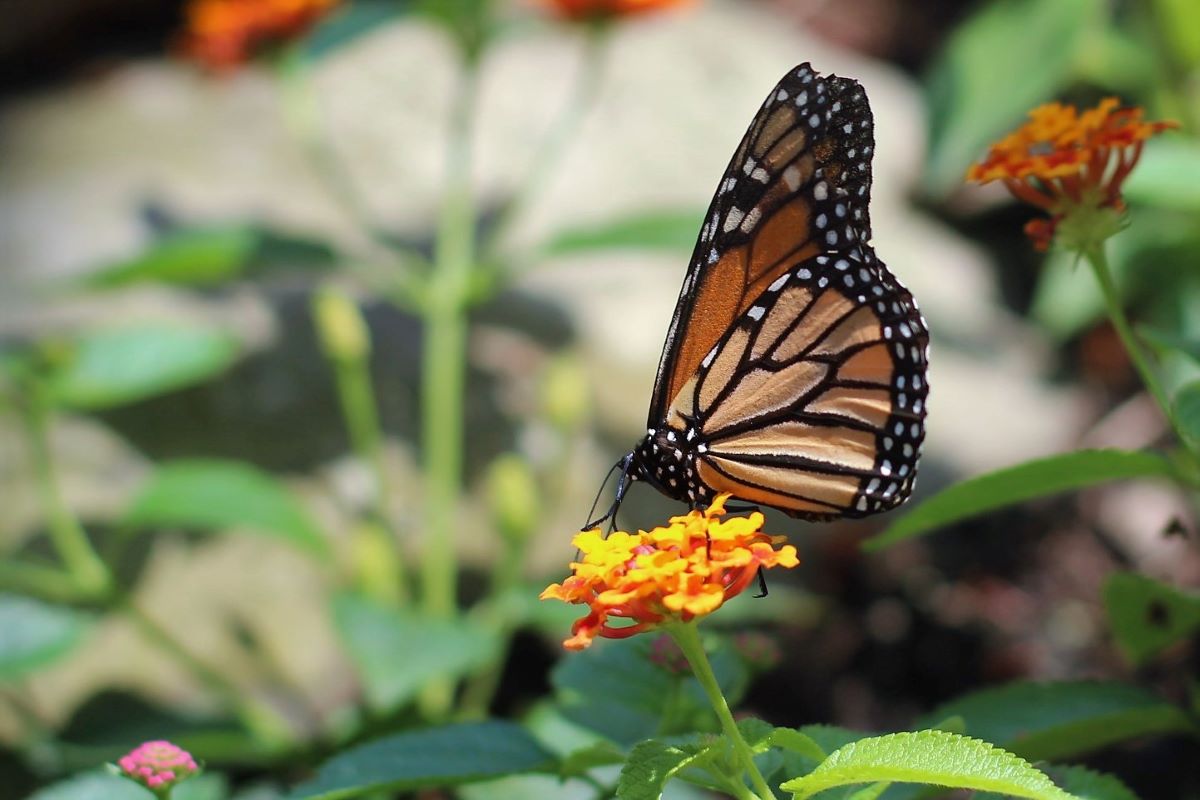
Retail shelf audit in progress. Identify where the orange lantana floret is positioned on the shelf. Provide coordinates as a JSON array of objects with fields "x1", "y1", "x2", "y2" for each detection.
[
  {"x1": 180, "y1": 0, "x2": 339, "y2": 71},
  {"x1": 541, "y1": 494, "x2": 798, "y2": 650},
  {"x1": 967, "y1": 99, "x2": 1177, "y2": 250},
  {"x1": 539, "y1": 0, "x2": 692, "y2": 22}
]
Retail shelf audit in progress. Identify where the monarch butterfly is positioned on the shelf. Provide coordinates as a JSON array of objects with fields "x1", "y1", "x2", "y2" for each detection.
[{"x1": 597, "y1": 63, "x2": 929, "y2": 524}]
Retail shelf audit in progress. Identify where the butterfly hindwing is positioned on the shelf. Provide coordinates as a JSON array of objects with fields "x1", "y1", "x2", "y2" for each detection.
[
  {"x1": 649, "y1": 63, "x2": 877, "y2": 425},
  {"x1": 681, "y1": 248, "x2": 928, "y2": 519}
]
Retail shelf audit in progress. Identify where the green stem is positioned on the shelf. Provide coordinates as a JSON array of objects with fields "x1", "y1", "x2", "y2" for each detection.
[
  {"x1": 481, "y1": 25, "x2": 609, "y2": 263},
  {"x1": 457, "y1": 540, "x2": 524, "y2": 716},
  {"x1": 1084, "y1": 246, "x2": 1196, "y2": 456},
  {"x1": 0, "y1": 560, "x2": 85, "y2": 603},
  {"x1": 123, "y1": 600, "x2": 291, "y2": 748},
  {"x1": 668, "y1": 623, "x2": 777, "y2": 800},
  {"x1": 19, "y1": 384, "x2": 111, "y2": 597},
  {"x1": 420, "y1": 63, "x2": 480, "y2": 621}
]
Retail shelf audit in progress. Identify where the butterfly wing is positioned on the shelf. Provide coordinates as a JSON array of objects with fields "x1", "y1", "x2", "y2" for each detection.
[
  {"x1": 648, "y1": 62, "x2": 876, "y2": 426},
  {"x1": 675, "y1": 248, "x2": 928, "y2": 519}
]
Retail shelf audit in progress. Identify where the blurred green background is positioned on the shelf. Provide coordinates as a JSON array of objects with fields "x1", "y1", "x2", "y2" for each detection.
[{"x1": 1, "y1": 0, "x2": 1198, "y2": 797}]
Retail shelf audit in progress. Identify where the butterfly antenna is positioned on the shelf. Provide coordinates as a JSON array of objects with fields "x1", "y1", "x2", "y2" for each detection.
[{"x1": 582, "y1": 453, "x2": 635, "y2": 531}]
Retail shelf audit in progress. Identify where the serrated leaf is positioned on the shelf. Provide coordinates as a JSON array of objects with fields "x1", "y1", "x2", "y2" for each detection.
[
  {"x1": 924, "y1": 0, "x2": 1099, "y2": 193},
  {"x1": 780, "y1": 731, "x2": 1076, "y2": 799},
  {"x1": 47, "y1": 324, "x2": 241, "y2": 410},
  {"x1": 544, "y1": 210, "x2": 704, "y2": 256},
  {"x1": 1104, "y1": 572, "x2": 1200, "y2": 665},
  {"x1": 332, "y1": 593, "x2": 499, "y2": 713},
  {"x1": 919, "y1": 681, "x2": 1193, "y2": 762},
  {"x1": 123, "y1": 460, "x2": 326, "y2": 554},
  {"x1": 865, "y1": 450, "x2": 1176, "y2": 549},
  {"x1": 289, "y1": 721, "x2": 557, "y2": 799},
  {"x1": 617, "y1": 739, "x2": 709, "y2": 800},
  {"x1": 28, "y1": 772, "x2": 154, "y2": 800},
  {"x1": 0, "y1": 595, "x2": 91, "y2": 681}
]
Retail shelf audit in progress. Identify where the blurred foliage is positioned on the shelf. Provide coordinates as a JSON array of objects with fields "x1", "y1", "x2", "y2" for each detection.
[{"x1": 3, "y1": 0, "x2": 1200, "y2": 798}]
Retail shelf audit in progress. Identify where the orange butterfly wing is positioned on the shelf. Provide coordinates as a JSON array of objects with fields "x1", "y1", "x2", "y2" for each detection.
[{"x1": 649, "y1": 63, "x2": 876, "y2": 425}]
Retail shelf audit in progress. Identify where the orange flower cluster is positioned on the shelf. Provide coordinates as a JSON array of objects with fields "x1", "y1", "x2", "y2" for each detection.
[
  {"x1": 967, "y1": 99, "x2": 1177, "y2": 250},
  {"x1": 540, "y1": 0, "x2": 691, "y2": 21},
  {"x1": 541, "y1": 495, "x2": 798, "y2": 650},
  {"x1": 180, "y1": 0, "x2": 339, "y2": 71}
]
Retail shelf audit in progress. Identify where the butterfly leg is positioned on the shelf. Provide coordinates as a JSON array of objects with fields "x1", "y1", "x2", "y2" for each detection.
[
  {"x1": 582, "y1": 452, "x2": 636, "y2": 531},
  {"x1": 754, "y1": 570, "x2": 769, "y2": 599}
]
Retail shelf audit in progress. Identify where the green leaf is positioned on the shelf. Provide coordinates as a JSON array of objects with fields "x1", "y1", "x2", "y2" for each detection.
[
  {"x1": 0, "y1": 595, "x2": 91, "y2": 681},
  {"x1": 331, "y1": 593, "x2": 499, "y2": 713},
  {"x1": 780, "y1": 730, "x2": 1075, "y2": 799},
  {"x1": 551, "y1": 637, "x2": 746, "y2": 745},
  {"x1": 769, "y1": 727, "x2": 827, "y2": 762},
  {"x1": 919, "y1": 681, "x2": 1194, "y2": 762},
  {"x1": 173, "y1": 774, "x2": 229, "y2": 800},
  {"x1": 1172, "y1": 380, "x2": 1200, "y2": 446},
  {"x1": 617, "y1": 738, "x2": 710, "y2": 800},
  {"x1": 28, "y1": 772, "x2": 154, "y2": 800},
  {"x1": 544, "y1": 210, "x2": 704, "y2": 256},
  {"x1": 845, "y1": 783, "x2": 891, "y2": 800},
  {"x1": 1151, "y1": 0, "x2": 1200, "y2": 66},
  {"x1": 303, "y1": 0, "x2": 409, "y2": 60},
  {"x1": 47, "y1": 325, "x2": 241, "y2": 410},
  {"x1": 1103, "y1": 572, "x2": 1200, "y2": 665},
  {"x1": 923, "y1": 0, "x2": 1099, "y2": 193},
  {"x1": 1140, "y1": 326, "x2": 1200, "y2": 366},
  {"x1": 1123, "y1": 138, "x2": 1200, "y2": 212},
  {"x1": 865, "y1": 449, "x2": 1176, "y2": 549},
  {"x1": 82, "y1": 226, "x2": 258, "y2": 289},
  {"x1": 123, "y1": 460, "x2": 326, "y2": 554},
  {"x1": 289, "y1": 721, "x2": 557, "y2": 799},
  {"x1": 558, "y1": 741, "x2": 626, "y2": 776},
  {"x1": 1049, "y1": 765, "x2": 1139, "y2": 800}
]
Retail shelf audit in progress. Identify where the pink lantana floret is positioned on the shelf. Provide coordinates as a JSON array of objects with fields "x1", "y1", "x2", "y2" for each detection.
[{"x1": 117, "y1": 740, "x2": 199, "y2": 793}]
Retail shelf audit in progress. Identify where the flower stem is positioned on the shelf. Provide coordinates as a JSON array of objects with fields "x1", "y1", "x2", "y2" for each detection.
[
  {"x1": 481, "y1": 25, "x2": 608, "y2": 263},
  {"x1": 668, "y1": 623, "x2": 777, "y2": 800},
  {"x1": 18, "y1": 383, "x2": 111, "y2": 598},
  {"x1": 421, "y1": 64, "x2": 480, "y2": 621},
  {"x1": 1084, "y1": 245, "x2": 1195, "y2": 456}
]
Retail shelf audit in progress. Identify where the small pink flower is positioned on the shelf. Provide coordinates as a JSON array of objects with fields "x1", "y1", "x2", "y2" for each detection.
[{"x1": 117, "y1": 740, "x2": 199, "y2": 794}]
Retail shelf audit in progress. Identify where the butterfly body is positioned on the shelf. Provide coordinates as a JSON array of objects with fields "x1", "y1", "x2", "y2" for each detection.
[{"x1": 614, "y1": 63, "x2": 928, "y2": 524}]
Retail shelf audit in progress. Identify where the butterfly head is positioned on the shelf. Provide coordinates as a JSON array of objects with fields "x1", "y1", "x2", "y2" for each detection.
[{"x1": 630, "y1": 426, "x2": 716, "y2": 511}]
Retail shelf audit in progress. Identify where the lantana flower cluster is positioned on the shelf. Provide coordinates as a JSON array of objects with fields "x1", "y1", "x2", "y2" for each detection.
[
  {"x1": 542, "y1": 494, "x2": 798, "y2": 650},
  {"x1": 117, "y1": 740, "x2": 199, "y2": 794},
  {"x1": 968, "y1": 98, "x2": 1178, "y2": 250}
]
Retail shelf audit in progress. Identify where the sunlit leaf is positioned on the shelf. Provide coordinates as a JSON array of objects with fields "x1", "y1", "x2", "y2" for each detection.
[
  {"x1": 0, "y1": 595, "x2": 91, "y2": 681},
  {"x1": 918, "y1": 681, "x2": 1193, "y2": 762},
  {"x1": 331, "y1": 593, "x2": 499, "y2": 713},
  {"x1": 1104, "y1": 572, "x2": 1200, "y2": 665},
  {"x1": 123, "y1": 460, "x2": 327, "y2": 554},
  {"x1": 866, "y1": 450, "x2": 1176, "y2": 549},
  {"x1": 780, "y1": 731, "x2": 1075, "y2": 799},
  {"x1": 47, "y1": 325, "x2": 241, "y2": 410},
  {"x1": 617, "y1": 739, "x2": 709, "y2": 800},
  {"x1": 289, "y1": 722, "x2": 556, "y2": 799}
]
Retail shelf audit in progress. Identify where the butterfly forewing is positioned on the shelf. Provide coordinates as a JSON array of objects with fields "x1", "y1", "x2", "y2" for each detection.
[
  {"x1": 649, "y1": 63, "x2": 876, "y2": 425},
  {"x1": 634, "y1": 62, "x2": 928, "y2": 521}
]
